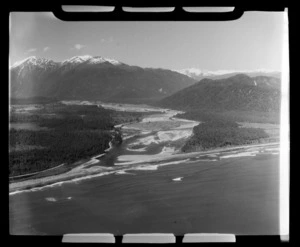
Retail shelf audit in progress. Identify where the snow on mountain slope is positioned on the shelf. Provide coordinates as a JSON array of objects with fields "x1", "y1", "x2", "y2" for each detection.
[
  {"x1": 61, "y1": 55, "x2": 122, "y2": 66},
  {"x1": 11, "y1": 56, "x2": 58, "y2": 69},
  {"x1": 62, "y1": 55, "x2": 93, "y2": 65},
  {"x1": 10, "y1": 56, "x2": 38, "y2": 69},
  {"x1": 11, "y1": 55, "x2": 123, "y2": 70},
  {"x1": 9, "y1": 55, "x2": 196, "y2": 103},
  {"x1": 10, "y1": 57, "x2": 60, "y2": 78},
  {"x1": 174, "y1": 68, "x2": 239, "y2": 77},
  {"x1": 174, "y1": 68, "x2": 281, "y2": 80}
]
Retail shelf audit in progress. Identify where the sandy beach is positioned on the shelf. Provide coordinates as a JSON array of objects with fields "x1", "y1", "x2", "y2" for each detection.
[
  {"x1": 9, "y1": 102, "x2": 280, "y2": 195},
  {"x1": 9, "y1": 141, "x2": 279, "y2": 194}
]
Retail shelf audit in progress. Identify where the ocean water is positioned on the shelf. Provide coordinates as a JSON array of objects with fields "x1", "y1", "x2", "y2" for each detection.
[{"x1": 9, "y1": 153, "x2": 279, "y2": 235}]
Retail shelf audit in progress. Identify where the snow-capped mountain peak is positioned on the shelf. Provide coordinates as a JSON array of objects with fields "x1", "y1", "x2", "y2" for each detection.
[
  {"x1": 10, "y1": 55, "x2": 125, "y2": 80},
  {"x1": 11, "y1": 56, "x2": 37, "y2": 68},
  {"x1": 11, "y1": 55, "x2": 123, "y2": 70},
  {"x1": 62, "y1": 55, "x2": 93, "y2": 64},
  {"x1": 62, "y1": 55, "x2": 122, "y2": 65},
  {"x1": 174, "y1": 68, "x2": 281, "y2": 80},
  {"x1": 174, "y1": 68, "x2": 239, "y2": 77},
  {"x1": 102, "y1": 57, "x2": 121, "y2": 65},
  {"x1": 88, "y1": 56, "x2": 122, "y2": 65},
  {"x1": 176, "y1": 68, "x2": 202, "y2": 75},
  {"x1": 10, "y1": 57, "x2": 59, "y2": 74}
]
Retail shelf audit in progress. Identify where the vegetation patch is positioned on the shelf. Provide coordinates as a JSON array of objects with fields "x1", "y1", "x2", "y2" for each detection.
[
  {"x1": 9, "y1": 103, "x2": 149, "y2": 177},
  {"x1": 181, "y1": 119, "x2": 270, "y2": 153}
]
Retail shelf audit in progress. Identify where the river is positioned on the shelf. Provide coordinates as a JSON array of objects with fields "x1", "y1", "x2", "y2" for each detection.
[{"x1": 9, "y1": 102, "x2": 280, "y2": 235}]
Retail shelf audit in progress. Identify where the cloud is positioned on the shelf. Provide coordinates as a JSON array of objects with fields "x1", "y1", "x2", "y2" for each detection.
[
  {"x1": 43, "y1": 47, "x2": 50, "y2": 52},
  {"x1": 26, "y1": 48, "x2": 37, "y2": 53},
  {"x1": 74, "y1": 44, "x2": 85, "y2": 50}
]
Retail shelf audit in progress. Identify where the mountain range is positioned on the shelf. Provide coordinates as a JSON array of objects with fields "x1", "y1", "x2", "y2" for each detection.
[
  {"x1": 158, "y1": 74, "x2": 281, "y2": 113},
  {"x1": 9, "y1": 56, "x2": 281, "y2": 119},
  {"x1": 174, "y1": 68, "x2": 281, "y2": 81},
  {"x1": 9, "y1": 56, "x2": 196, "y2": 104}
]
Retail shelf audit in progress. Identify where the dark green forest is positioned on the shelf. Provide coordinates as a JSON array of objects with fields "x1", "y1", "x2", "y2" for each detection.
[
  {"x1": 181, "y1": 118, "x2": 269, "y2": 152},
  {"x1": 9, "y1": 129, "x2": 111, "y2": 176},
  {"x1": 9, "y1": 103, "x2": 148, "y2": 177}
]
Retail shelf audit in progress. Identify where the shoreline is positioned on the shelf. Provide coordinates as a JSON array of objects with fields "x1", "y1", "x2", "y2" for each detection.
[
  {"x1": 9, "y1": 102, "x2": 281, "y2": 195},
  {"x1": 9, "y1": 141, "x2": 280, "y2": 195}
]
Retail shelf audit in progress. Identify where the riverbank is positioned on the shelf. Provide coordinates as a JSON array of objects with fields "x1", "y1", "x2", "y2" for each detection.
[
  {"x1": 9, "y1": 141, "x2": 279, "y2": 194},
  {"x1": 9, "y1": 101, "x2": 281, "y2": 194}
]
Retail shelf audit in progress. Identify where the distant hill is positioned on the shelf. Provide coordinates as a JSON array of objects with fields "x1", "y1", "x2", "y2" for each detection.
[
  {"x1": 9, "y1": 56, "x2": 196, "y2": 104},
  {"x1": 10, "y1": 96, "x2": 57, "y2": 105},
  {"x1": 174, "y1": 68, "x2": 281, "y2": 81},
  {"x1": 158, "y1": 74, "x2": 281, "y2": 114}
]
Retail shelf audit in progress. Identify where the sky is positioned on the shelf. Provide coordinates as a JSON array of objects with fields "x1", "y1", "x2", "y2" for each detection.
[{"x1": 9, "y1": 11, "x2": 285, "y2": 71}]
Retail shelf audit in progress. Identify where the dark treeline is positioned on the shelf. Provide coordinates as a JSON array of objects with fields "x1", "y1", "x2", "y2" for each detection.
[
  {"x1": 109, "y1": 110, "x2": 149, "y2": 126},
  {"x1": 9, "y1": 103, "x2": 146, "y2": 177},
  {"x1": 181, "y1": 119, "x2": 269, "y2": 152},
  {"x1": 10, "y1": 96, "x2": 57, "y2": 105},
  {"x1": 9, "y1": 130, "x2": 111, "y2": 176},
  {"x1": 10, "y1": 103, "x2": 152, "y2": 127}
]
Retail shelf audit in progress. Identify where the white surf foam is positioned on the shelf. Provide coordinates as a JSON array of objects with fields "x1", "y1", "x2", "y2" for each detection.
[
  {"x1": 9, "y1": 157, "x2": 189, "y2": 196},
  {"x1": 9, "y1": 190, "x2": 25, "y2": 196},
  {"x1": 115, "y1": 170, "x2": 135, "y2": 175},
  {"x1": 191, "y1": 159, "x2": 218, "y2": 162},
  {"x1": 45, "y1": 197, "x2": 57, "y2": 202},
  {"x1": 9, "y1": 168, "x2": 115, "y2": 196},
  {"x1": 172, "y1": 177, "x2": 183, "y2": 182}
]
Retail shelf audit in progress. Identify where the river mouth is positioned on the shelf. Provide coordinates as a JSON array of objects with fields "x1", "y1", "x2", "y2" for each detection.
[
  {"x1": 68, "y1": 102, "x2": 279, "y2": 181},
  {"x1": 92, "y1": 103, "x2": 199, "y2": 167},
  {"x1": 9, "y1": 102, "x2": 280, "y2": 235},
  {"x1": 9, "y1": 101, "x2": 280, "y2": 195}
]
